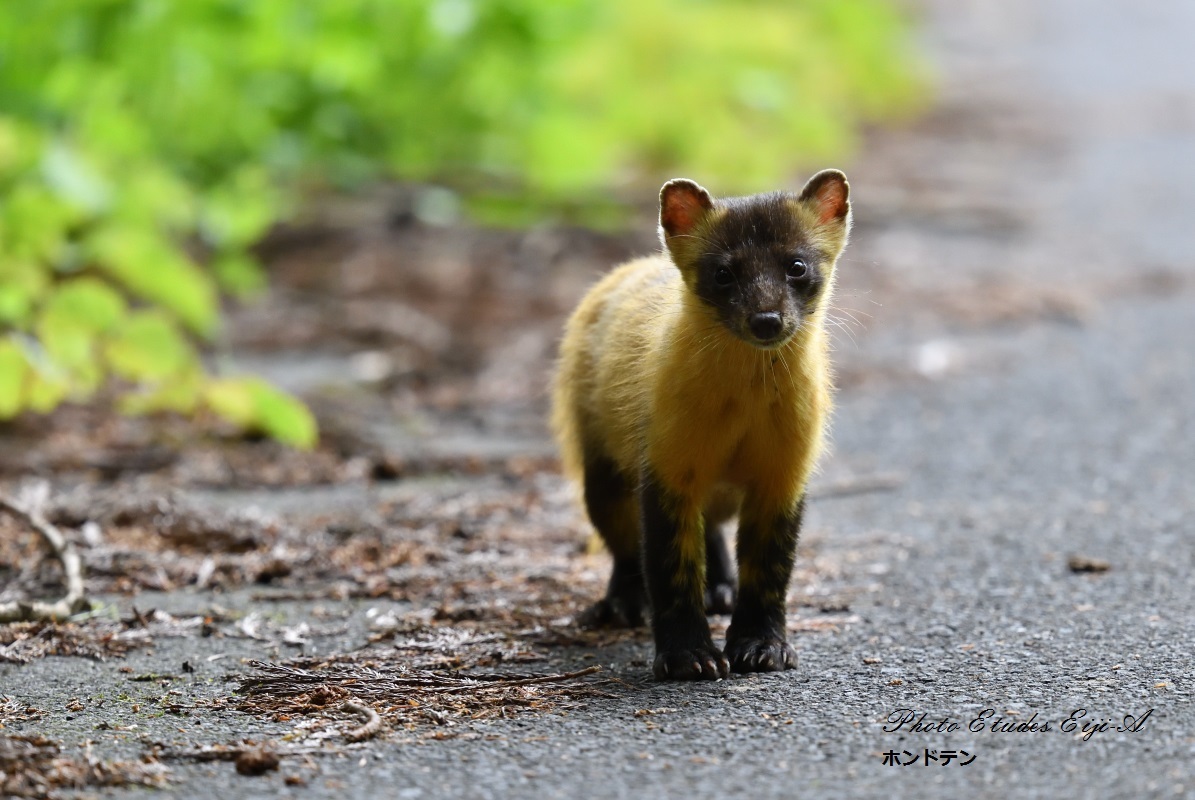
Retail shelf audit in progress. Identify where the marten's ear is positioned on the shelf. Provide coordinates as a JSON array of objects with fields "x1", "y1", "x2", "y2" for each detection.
[
  {"x1": 798, "y1": 170, "x2": 850, "y2": 226},
  {"x1": 659, "y1": 179, "x2": 714, "y2": 242}
]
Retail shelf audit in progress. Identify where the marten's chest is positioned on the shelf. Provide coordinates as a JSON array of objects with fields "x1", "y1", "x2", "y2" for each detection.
[{"x1": 646, "y1": 343, "x2": 824, "y2": 498}]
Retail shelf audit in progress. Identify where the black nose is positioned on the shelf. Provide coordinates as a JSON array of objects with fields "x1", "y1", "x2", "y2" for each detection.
[{"x1": 748, "y1": 312, "x2": 784, "y2": 341}]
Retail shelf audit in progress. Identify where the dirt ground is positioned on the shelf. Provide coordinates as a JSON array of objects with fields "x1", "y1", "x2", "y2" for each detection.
[{"x1": 3, "y1": 1, "x2": 1194, "y2": 798}]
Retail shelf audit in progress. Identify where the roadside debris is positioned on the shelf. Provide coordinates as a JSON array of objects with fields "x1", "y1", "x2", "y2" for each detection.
[
  {"x1": 237, "y1": 658, "x2": 607, "y2": 733},
  {"x1": 0, "y1": 621, "x2": 150, "y2": 664},
  {"x1": 0, "y1": 734, "x2": 169, "y2": 798},
  {"x1": 0, "y1": 486, "x2": 89, "y2": 623},
  {"x1": 234, "y1": 745, "x2": 281, "y2": 776},
  {"x1": 1067, "y1": 555, "x2": 1112, "y2": 574},
  {"x1": 341, "y1": 698, "x2": 384, "y2": 742}
]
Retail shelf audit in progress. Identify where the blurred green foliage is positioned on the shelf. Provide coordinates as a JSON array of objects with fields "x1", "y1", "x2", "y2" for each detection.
[{"x1": 0, "y1": 0, "x2": 923, "y2": 445}]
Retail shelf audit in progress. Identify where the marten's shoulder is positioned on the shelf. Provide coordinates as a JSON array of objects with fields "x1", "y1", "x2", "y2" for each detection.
[
  {"x1": 564, "y1": 256, "x2": 677, "y2": 335},
  {"x1": 551, "y1": 255, "x2": 679, "y2": 479}
]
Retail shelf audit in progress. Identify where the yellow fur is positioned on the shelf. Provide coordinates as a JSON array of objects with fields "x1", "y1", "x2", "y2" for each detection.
[{"x1": 551, "y1": 253, "x2": 834, "y2": 520}]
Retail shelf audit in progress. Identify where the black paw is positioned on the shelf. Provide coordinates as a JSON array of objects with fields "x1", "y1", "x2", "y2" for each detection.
[
  {"x1": 724, "y1": 637, "x2": 797, "y2": 673},
  {"x1": 578, "y1": 596, "x2": 645, "y2": 629},
  {"x1": 704, "y1": 582, "x2": 736, "y2": 615},
  {"x1": 653, "y1": 644, "x2": 729, "y2": 681}
]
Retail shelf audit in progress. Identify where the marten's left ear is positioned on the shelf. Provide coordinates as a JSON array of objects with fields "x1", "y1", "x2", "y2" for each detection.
[
  {"x1": 659, "y1": 179, "x2": 714, "y2": 242},
  {"x1": 798, "y1": 170, "x2": 850, "y2": 225}
]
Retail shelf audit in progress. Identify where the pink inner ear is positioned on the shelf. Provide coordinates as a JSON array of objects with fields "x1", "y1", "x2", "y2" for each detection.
[
  {"x1": 813, "y1": 180, "x2": 847, "y2": 225},
  {"x1": 662, "y1": 184, "x2": 711, "y2": 237}
]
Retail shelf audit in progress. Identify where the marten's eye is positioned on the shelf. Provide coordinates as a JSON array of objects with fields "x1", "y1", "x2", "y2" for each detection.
[
  {"x1": 714, "y1": 267, "x2": 734, "y2": 287},
  {"x1": 787, "y1": 259, "x2": 809, "y2": 280}
]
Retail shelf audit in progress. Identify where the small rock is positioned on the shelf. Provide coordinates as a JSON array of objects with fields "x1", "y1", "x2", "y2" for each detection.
[
  {"x1": 1067, "y1": 555, "x2": 1111, "y2": 574},
  {"x1": 235, "y1": 747, "x2": 280, "y2": 776}
]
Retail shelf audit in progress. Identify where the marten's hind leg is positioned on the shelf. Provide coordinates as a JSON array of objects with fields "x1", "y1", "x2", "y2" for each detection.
[
  {"x1": 704, "y1": 522, "x2": 736, "y2": 615},
  {"x1": 577, "y1": 453, "x2": 645, "y2": 628}
]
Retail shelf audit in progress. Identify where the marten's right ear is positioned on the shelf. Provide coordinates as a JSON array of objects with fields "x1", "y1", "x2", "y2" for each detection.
[{"x1": 659, "y1": 179, "x2": 714, "y2": 243}]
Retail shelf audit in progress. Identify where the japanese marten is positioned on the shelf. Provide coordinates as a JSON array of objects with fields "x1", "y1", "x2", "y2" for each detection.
[{"x1": 552, "y1": 171, "x2": 851, "y2": 680}]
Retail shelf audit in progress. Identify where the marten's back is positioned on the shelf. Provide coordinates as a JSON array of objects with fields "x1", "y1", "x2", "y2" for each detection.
[{"x1": 551, "y1": 255, "x2": 678, "y2": 483}]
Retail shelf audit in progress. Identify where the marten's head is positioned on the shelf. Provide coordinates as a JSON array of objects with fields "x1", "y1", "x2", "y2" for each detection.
[{"x1": 659, "y1": 171, "x2": 850, "y2": 349}]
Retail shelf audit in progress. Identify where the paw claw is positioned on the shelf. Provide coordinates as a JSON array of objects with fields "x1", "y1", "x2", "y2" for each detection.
[
  {"x1": 654, "y1": 645, "x2": 729, "y2": 681},
  {"x1": 725, "y1": 637, "x2": 797, "y2": 674}
]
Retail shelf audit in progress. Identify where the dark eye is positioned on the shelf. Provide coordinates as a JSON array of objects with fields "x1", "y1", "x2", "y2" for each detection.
[
  {"x1": 714, "y1": 267, "x2": 734, "y2": 287},
  {"x1": 788, "y1": 259, "x2": 808, "y2": 280}
]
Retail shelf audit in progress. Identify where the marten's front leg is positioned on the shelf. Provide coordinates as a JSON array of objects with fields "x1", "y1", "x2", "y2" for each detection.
[
  {"x1": 724, "y1": 495, "x2": 803, "y2": 672},
  {"x1": 641, "y1": 472, "x2": 729, "y2": 680}
]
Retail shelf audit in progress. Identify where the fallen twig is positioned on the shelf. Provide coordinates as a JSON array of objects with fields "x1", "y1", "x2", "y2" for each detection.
[
  {"x1": 419, "y1": 665, "x2": 602, "y2": 694},
  {"x1": 0, "y1": 492, "x2": 89, "y2": 623},
  {"x1": 341, "y1": 699, "x2": 383, "y2": 742}
]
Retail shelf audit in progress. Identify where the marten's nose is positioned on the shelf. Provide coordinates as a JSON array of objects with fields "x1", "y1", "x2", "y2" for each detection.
[{"x1": 748, "y1": 312, "x2": 783, "y2": 341}]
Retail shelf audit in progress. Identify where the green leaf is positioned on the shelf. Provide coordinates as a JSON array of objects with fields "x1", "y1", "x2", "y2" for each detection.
[
  {"x1": 26, "y1": 368, "x2": 70, "y2": 413},
  {"x1": 105, "y1": 311, "x2": 196, "y2": 382},
  {"x1": 86, "y1": 225, "x2": 219, "y2": 336},
  {"x1": 201, "y1": 168, "x2": 279, "y2": 249},
  {"x1": 0, "y1": 116, "x2": 43, "y2": 179},
  {"x1": 40, "y1": 277, "x2": 127, "y2": 334},
  {"x1": 0, "y1": 258, "x2": 49, "y2": 310},
  {"x1": 212, "y1": 250, "x2": 267, "y2": 298},
  {"x1": 37, "y1": 321, "x2": 96, "y2": 387},
  {"x1": 249, "y1": 382, "x2": 318, "y2": 450},
  {"x1": 115, "y1": 166, "x2": 197, "y2": 230},
  {"x1": 118, "y1": 370, "x2": 203, "y2": 415},
  {"x1": 1, "y1": 183, "x2": 79, "y2": 263},
  {"x1": 0, "y1": 285, "x2": 34, "y2": 327},
  {"x1": 204, "y1": 378, "x2": 256, "y2": 428},
  {"x1": 205, "y1": 376, "x2": 318, "y2": 450},
  {"x1": 33, "y1": 278, "x2": 129, "y2": 392}
]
